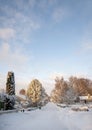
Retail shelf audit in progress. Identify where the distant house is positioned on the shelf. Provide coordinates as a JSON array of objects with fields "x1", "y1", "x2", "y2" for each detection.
[{"x1": 79, "y1": 94, "x2": 92, "y2": 103}]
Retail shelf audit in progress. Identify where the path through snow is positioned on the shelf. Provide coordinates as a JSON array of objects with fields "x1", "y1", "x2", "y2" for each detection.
[{"x1": 0, "y1": 103, "x2": 92, "y2": 130}]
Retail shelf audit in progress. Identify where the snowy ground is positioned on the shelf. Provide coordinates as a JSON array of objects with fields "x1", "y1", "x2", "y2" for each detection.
[{"x1": 0, "y1": 103, "x2": 92, "y2": 130}]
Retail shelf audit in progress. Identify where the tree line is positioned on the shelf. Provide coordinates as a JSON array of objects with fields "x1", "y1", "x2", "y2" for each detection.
[
  {"x1": 50, "y1": 76, "x2": 92, "y2": 103},
  {"x1": 20, "y1": 76, "x2": 92, "y2": 105}
]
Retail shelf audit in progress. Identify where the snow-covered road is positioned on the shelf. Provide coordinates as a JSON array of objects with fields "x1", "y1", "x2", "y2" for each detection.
[{"x1": 0, "y1": 103, "x2": 92, "y2": 130}]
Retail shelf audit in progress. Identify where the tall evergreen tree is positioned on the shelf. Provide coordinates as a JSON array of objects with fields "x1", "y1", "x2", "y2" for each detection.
[{"x1": 6, "y1": 72, "x2": 15, "y2": 95}]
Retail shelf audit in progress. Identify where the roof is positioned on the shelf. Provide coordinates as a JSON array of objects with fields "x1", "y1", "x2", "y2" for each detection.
[{"x1": 79, "y1": 96, "x2": 92, "y2": 100}]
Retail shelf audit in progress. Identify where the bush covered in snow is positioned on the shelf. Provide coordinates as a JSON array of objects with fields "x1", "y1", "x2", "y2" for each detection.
[{"x1": 0, "y1": 92, "x2": 16, "y2": 110}]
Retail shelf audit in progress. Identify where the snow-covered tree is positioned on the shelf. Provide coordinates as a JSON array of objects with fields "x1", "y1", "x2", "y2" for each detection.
[
  {"x1": 0, "y1": 92, "x2": 16, "y2": 110},
  {"x1": 50, "y1": 76, "x2": 80, "y2": 104},
  {"x1": 69, "y1": 76, "x2": 92, "y2": 96},
  {"x1": 50, "y1": 77, "x2": 68, "y2": 103},
  {"x1": 63, "y1": 86, "x2": 78, "y2": 104},
  {"x1": 6, "y1": 72, "x2": 15, "y2": 95},
  {"x1": 27, "y1": 79, "x2": 49, "y2": 106},
  {"x1": 51, "y1": 76, "x2": 92, "y2": 104}
]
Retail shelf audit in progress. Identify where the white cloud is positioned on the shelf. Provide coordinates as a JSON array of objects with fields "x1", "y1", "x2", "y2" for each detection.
[
  {"x1": 80, "y1": 41, "x2": 92, "y2": 53},
  {"x1": 53, "y1": 7, "x2": 68, "y2": 23},
  {"x1": 81, "y1": 22, "x2": 92, "y2": 52},
  {"x1": 48, "y1": 0, "x2": 57, "y2": 5},
  {"x1": 0, "y1": 28, "x2": 15, "y2": 41},
  {"x1": 28, "y1": 0, "x2": 36, "y2": 7},
  {"x1": 83, "y1": 43, "x2": 92, "y2": 51},
  {"x1": 15, "y1": 12, "x2": 40, "y2": 30},
  {"x1": 0, "y1": 42, "x2": 29, "y2": 71},
  {"x1": 0, "y1": 5, "x2": 40, "y2": 44}
]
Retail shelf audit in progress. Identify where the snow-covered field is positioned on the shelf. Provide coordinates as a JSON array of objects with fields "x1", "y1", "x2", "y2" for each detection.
[{"x1": 0, "y1": 103, "x2": 92, "y2": 130}]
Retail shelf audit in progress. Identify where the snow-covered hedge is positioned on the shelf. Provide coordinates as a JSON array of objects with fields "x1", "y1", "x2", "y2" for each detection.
[{"x1": 0, "y1": 93, "x2": 16, "y2": 110}]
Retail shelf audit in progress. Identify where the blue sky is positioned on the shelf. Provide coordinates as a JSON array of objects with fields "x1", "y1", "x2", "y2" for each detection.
[{"x1": 0, "y1": 0, "x2": 92, "y2": 94}]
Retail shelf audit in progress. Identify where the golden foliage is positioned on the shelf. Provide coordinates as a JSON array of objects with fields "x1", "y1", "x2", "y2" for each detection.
[{"x1": 27, "y1": 79, "x2": 42, "y2": 103}]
